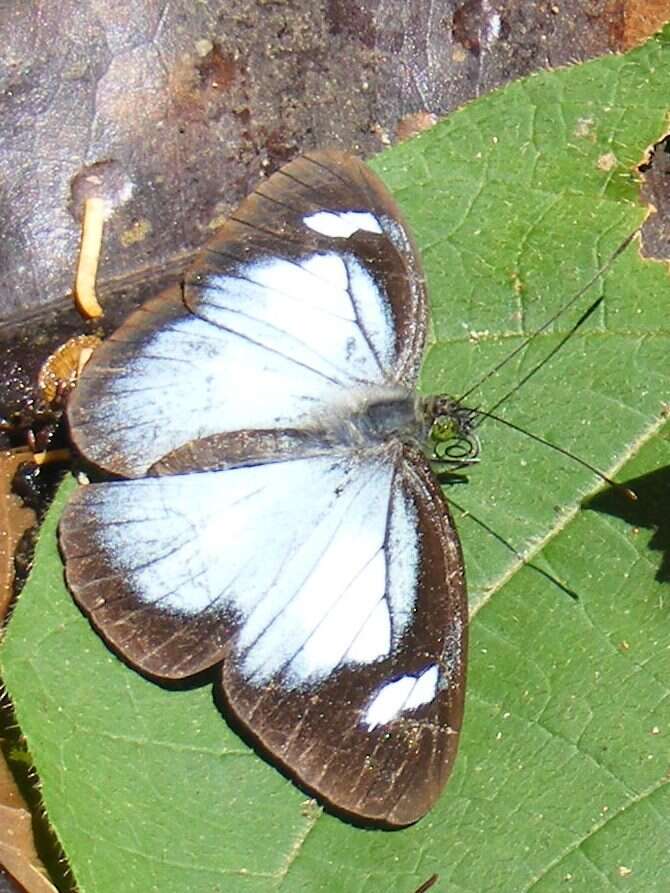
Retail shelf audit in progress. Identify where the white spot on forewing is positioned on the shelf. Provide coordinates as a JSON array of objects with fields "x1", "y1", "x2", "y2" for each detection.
[
  {"x1": 199, "y1": 273, "x2": 375, "y2": 384},
  {"x1": 98, "y1": 315, "x2": 339, "y2": 470},
  {"x1": 88, "y1": 453, "x2": 420, "y2": 689},
  {"x1": 363, "y1": 664, "x2": 440, "y2": 731},
  {"x1": 199, "y1": 253, "x2": 396, "y2": 382},
  {"x1": 240, "y1": 254, "x2": 352, "y2": 319},
  {"x1": 304, "y1": 210, "x2": 382, "y2": 238}
]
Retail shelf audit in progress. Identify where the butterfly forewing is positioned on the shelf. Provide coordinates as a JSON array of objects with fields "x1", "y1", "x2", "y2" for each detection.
[
  {"x1": 66, "y1": 153, "x2": 426, "y2": 478},
  {"x1": 59, "y1": 151, "x2": 468, "y2": 826}
]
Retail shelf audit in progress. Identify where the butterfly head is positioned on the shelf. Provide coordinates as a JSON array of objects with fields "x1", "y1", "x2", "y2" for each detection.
[{"x1": 419, "y1": 396, "x2": 480, "y2": 468}]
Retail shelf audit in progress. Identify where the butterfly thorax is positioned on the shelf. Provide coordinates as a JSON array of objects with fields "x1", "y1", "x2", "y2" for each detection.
[
  {"x1": 317, "y1": 387, "x2": 417, "y2": 449},
  {"x1": 311, "y1": 388, "x2": 480, "y2": 465}
]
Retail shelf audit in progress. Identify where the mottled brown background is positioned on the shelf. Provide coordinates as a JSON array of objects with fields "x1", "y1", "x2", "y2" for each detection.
[{"x1": 1, "y1": 0, "x2": 668, "y2": 427}]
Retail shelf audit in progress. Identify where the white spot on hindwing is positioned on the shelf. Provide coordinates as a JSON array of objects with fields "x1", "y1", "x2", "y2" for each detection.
[{"x1": 363, "y1": 664, "x2": 440, "y2": 730}]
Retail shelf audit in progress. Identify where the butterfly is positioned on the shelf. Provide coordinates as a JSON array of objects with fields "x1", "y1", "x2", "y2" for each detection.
[{"x1": 59, "y1": 151, "x2": 470, "y2": 828}]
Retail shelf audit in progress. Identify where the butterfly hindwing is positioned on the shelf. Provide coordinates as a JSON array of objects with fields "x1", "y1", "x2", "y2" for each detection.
[
  {"x1": 222, "y1": 445, "x2": 466, "y2": 827},
  {"x1": 60, "y1": 444, "x2": 466, "y2": 825},
  {"x1": 66, "y1": 153, "x2": 427, "y2": 478}
]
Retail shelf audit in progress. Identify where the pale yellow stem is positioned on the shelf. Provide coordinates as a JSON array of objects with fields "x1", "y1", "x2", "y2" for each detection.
[{"x1": 74, "y1": 196, "x2": 105, "y2": 318}]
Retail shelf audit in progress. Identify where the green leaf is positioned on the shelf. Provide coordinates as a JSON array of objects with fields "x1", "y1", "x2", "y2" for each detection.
[{"x1": 3, "y1": 28, "x2": 670, "y2": 893}]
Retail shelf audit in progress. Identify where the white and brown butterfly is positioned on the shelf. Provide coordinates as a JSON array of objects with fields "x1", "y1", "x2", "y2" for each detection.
[{"x1": 59, "y1": 151, "x2": 469, "y2": 827}]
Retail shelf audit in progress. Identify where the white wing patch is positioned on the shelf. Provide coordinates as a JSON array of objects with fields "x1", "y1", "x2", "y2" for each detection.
[
  {"x1": 81, "y1": 454, "x2": 420, "y2": 688},
  {"x1": 386, "y1": 486, "x2": 420, "y2": 645},
  {"x1": 363, "y1": 664, "x2": 440, "y2": 730},
  {"x1": 303, "y1": 210, "x2": 383, "y2": 238},
  {"x1": 85, "y1": 252, "x2": 396, "y2": 473},
  {"x1": 195, "y1": 253, "x2": 393, "y2": 384}
]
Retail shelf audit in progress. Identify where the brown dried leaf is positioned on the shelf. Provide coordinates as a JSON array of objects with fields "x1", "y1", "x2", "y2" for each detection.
[
  {"x1": 0, "y1": 453, "x2": 35, "y2": 623},
  {"x1": 0, "y1": 756, "x2": 57, "y2": 893},
  {"x1": 621, "y1": 0, "x2": 670, "y2": 49}
]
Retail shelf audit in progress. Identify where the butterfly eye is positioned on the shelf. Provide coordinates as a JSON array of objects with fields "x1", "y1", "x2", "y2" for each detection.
[
  {"x1": 425, "y1": 398, "x2": 480, "y2": 466},
  {"x1": 429, "y1": 417, "x2": 479, "y2": 463},
  {"x1": 430, "y1": 414, "x2": 458, "y2": 445}
]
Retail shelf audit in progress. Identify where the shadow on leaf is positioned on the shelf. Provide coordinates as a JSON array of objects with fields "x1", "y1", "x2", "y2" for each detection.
[{"x1": 584, "y1": 464, "x2": 670, "y2": 583}]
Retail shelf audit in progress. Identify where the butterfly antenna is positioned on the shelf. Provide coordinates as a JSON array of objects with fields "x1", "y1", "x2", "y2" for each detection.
[
  {"x1": 447, "y1": 494, "x2": 579, "y2": 600},
  {"x1": 457, "y1": 226, "x2": 640, "y2": 404},
  {"x1": 472, "y1": 406, "x2": 637, "y2": 501},
  {"x1": 455, "y1": 228, "x2": 640, "y2": 501},
  {"x1": 485, "y1": 294, "x2": 603, "y2": 418}
]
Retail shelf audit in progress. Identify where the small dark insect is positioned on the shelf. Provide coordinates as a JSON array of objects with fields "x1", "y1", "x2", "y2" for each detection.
[{"x1": 413, "y1": 873, "x2": 439, "y2": 893}]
